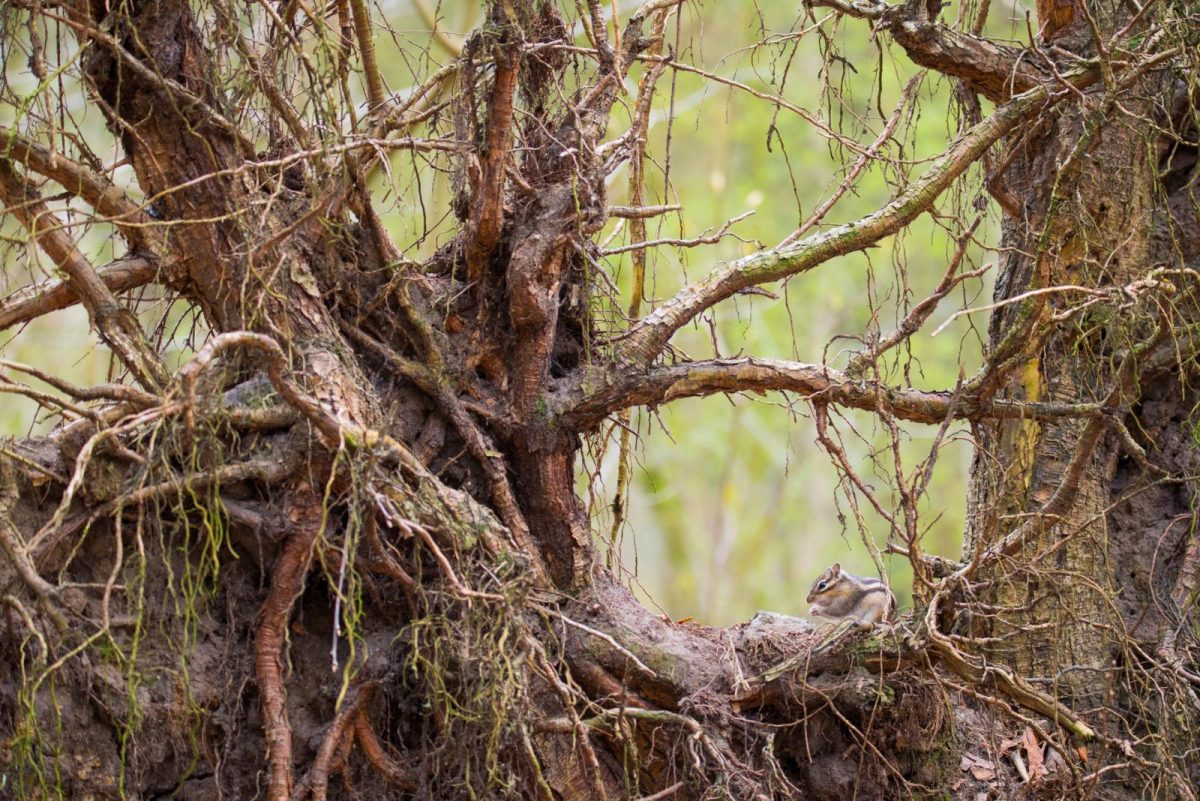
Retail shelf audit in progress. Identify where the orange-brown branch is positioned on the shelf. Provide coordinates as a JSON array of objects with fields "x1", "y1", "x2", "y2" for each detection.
[
  {"x1": 465, "y1": 46, "x2": 519, "y2": 286},
  {"x1": 255, "y1": 485, "x2": 325, "y2": 801}
]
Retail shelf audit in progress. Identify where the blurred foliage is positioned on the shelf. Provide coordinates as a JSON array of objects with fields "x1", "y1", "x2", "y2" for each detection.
[{"x1": 0, "y1": 0, "x2": 1038, "y2": 625}]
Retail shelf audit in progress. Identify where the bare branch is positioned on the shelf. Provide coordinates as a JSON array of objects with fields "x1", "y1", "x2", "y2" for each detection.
[
  {"x1": 882, "y1": 16, "x2": 1050, "y2": 102},
  {"x1": 616, "y1": 66, "x2": 1098, "y2": 366},
  {"x1": 607, "y1": 204, "x2": 681, "y2": 219},
  {"x1": 0, "y1": 161, "x2": 168, "y2": 391},
  {"x1": 0, "y1": 126, "x2": 163, "y2": 252},
  {"x1": 0, "y1": 254, "x2": 158, "y2": 331},
  {"x1": 600, "y1": 210, "x2": 753, "y2": 255},
  {"x1": 781, "y1": 75, "x2": 922, "y2": 247},
  {"x1": 652, "y1": 58, "x2": 887, "y2": 156},
  {"x1": 350, "y1": 0, "x2": 387, "y2": 112},
  {"x1": 562, "y1": 356, "x2": 1105, "y2": 430},
  {"x1": 411, "y1": 0, "x2": 466, "y2": 55},
  {"x1": 804, "y1": 0, "x2": 886, "y2": 19},
  {"x1": 846, "y1": 216, "x2": 984, "y2": 375},
  {"x1": 1, "y1": 359, "x2": 157, "y2": 406},
  {"x1": 808, "y1": 0, "x2": 1051, "y2": 102},
  {"x1": 465, "y1": 45, "x2": 519, "y2": 286},
  {"x1": 923, "y1": 595, "x2": 1097, "y2": 740},
  {"x1": 210, "y1": 1, "x2": 315, "y2": 153}
]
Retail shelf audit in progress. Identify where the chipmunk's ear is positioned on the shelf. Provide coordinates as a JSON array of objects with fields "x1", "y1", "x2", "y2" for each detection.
[{"x1": 830, "y1": 563, "x2": 841, "y2": 576}]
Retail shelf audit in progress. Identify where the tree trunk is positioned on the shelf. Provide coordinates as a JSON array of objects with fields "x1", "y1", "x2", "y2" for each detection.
[{"x1": 965, "y1": 0, "x2": 1200, "y2": 731}]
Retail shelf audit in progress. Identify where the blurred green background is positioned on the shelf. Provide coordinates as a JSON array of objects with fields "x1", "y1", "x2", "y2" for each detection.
[{"x1": 2, "y1": 0, "x2": 1033, "y2": 625}]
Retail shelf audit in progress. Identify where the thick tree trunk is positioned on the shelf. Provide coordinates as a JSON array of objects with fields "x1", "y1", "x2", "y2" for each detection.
[{"x1": 965, "y1": 4, "x2": 1200, "y2": 718}]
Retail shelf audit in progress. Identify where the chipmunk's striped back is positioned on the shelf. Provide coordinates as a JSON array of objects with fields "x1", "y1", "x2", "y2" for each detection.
[{"x1": 806, "y1": 563, "x2": 895, "y2": 625}]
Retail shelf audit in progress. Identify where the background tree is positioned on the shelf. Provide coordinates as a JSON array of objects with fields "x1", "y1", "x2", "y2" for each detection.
[{"x1": 0, "y1": 0, "x2": 1197, "y2": 799}]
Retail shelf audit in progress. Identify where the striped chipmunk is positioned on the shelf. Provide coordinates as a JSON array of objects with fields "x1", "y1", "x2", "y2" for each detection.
[{"x1": 806, "y1": 563, "x2": 895, "y2": 626}]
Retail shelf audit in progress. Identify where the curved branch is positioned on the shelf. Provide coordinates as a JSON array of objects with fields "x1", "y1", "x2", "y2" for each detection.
[
  {"x1": 179, "y1": 333, "x2": 350, "y2": 447},
  {"x1": 561, "y1": 357, "x2": 1105, "y2": 430},
  {"x1": 354, "y1": 702, "x2": 418, "y2": 789},
  {"x1": 883, "y1": 19, "x2": 1049, "y2": 103},
  {"x1": 0, "y1": 255, "x2": 158, "y2": 331},
  {"x1": 0, "y1": 127, "x2": 162, "y2": 252},
  {"x1": 0, "y1": 161, "x2": 168, "y2": 391},
  {"x1": 806, "y1": 0, "x2": 1050, "y2": 102},
  {"x1": 615, "y1": 66, "x2": 1098, "y2": 367}
]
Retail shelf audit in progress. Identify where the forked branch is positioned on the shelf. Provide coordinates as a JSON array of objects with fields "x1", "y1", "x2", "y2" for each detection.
[
  {"x1": 0, "y1": 255, "x2": 159, "y2": 331},
  {"x1": 0, "y1": 127, "x2": 163, "y2": 253},
  {"x1": 0, "y1": 161, "x2": 168, "y2": 391},
  {"x1": 615, "y1": 65, "x2": 1098, "y2": 366}
]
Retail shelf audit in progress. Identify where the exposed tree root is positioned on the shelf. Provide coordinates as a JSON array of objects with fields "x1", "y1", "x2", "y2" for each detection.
[
  {"x1": 254, "y1": 484, "x2": 325, "y2": 801},
  {"x1": 294, "y1": 684, "x2": 375, "y2": 801}
]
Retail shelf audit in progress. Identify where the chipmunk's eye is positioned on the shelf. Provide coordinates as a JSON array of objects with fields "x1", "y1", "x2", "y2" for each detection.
[{"x1": 817, "y1": 581, "x2": 827, "y2": 591}]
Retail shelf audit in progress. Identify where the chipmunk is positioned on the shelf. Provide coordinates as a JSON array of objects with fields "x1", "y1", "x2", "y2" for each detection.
[{"x1": 806, "y1": 563, "x2": 895, "y2": 626}]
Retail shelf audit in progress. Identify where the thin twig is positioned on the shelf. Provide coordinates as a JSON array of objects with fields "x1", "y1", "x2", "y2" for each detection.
[{"x1": 534, "y1": 603, "x2": 657, "y2": 678}]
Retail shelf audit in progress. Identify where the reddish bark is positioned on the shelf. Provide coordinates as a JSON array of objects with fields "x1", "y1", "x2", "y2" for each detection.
[{"x1": 254, "y1": 484, "x2": 325, "y2": 801}]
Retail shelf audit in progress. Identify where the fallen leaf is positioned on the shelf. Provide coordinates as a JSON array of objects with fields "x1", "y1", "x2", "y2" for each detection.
[
  {"x1": 960, "y1": 753, "x2": 996, "y2": 781},
  {"x1": 970, "y1": 764, "x2": 996, "y2": 781},
  {"x1": 1023, "y1": 727, "x2": 1046, "y2": 782}
]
